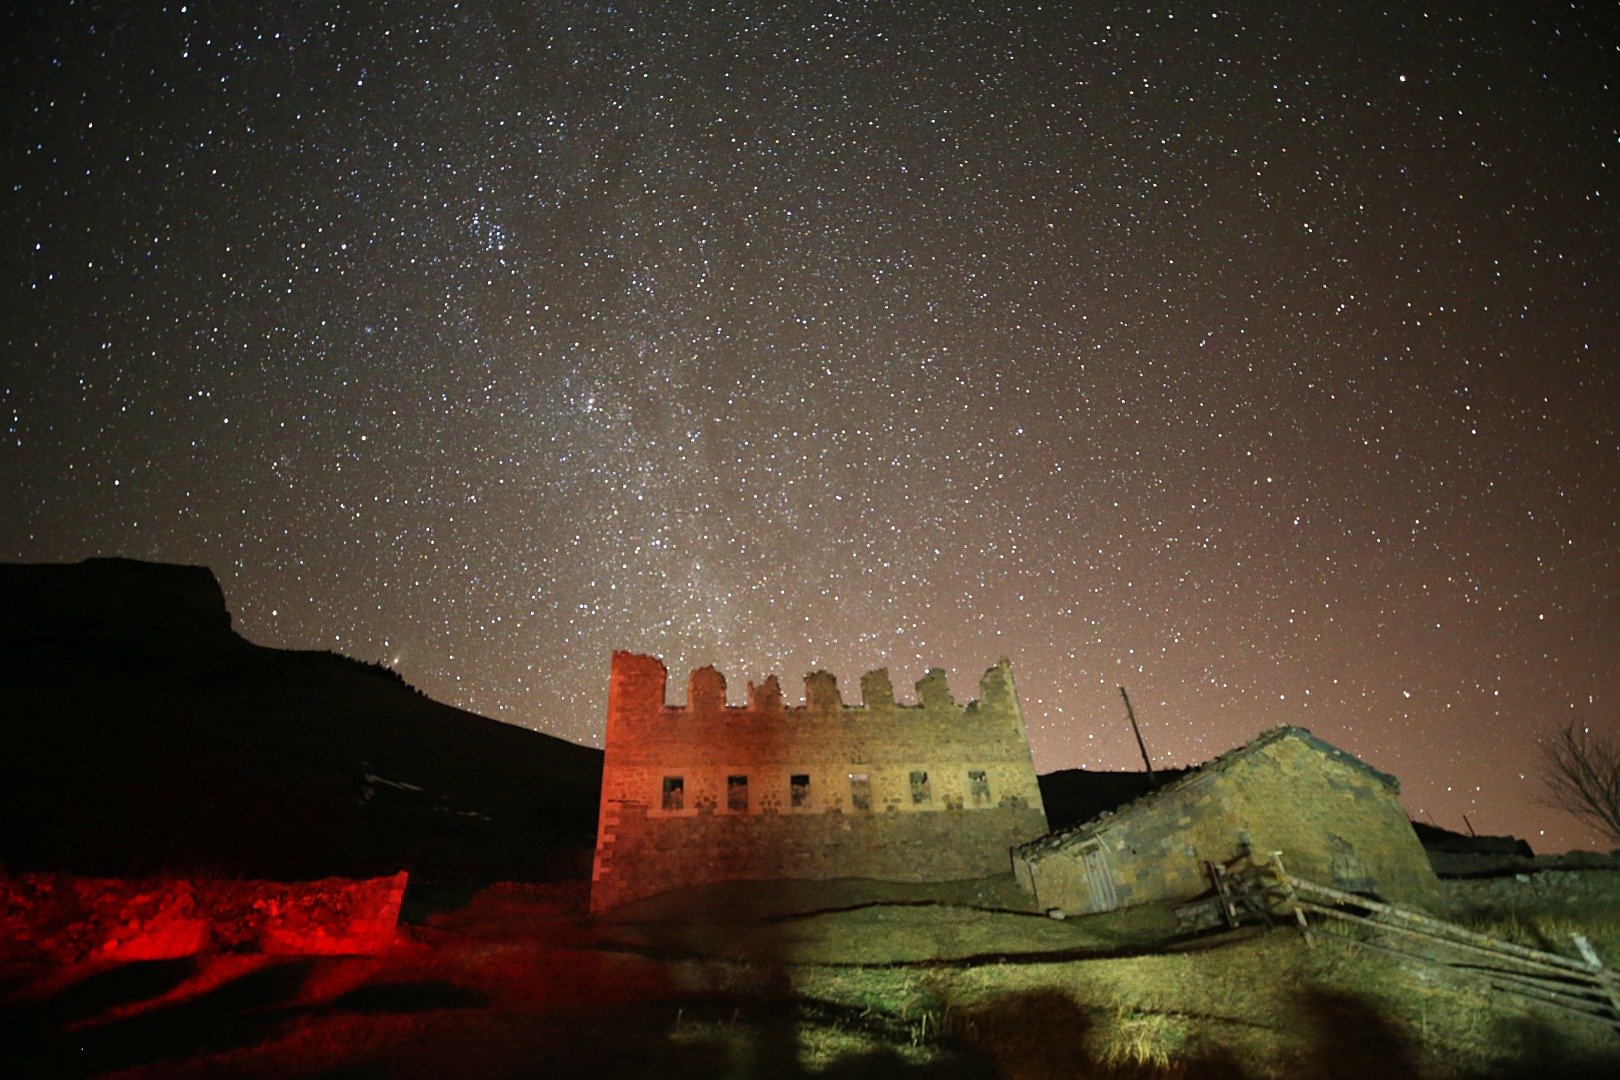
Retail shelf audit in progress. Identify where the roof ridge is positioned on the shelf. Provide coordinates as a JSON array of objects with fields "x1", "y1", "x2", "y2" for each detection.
[{"x1": 1017, "y1": 725, "x2": 1396, "y2": 856}]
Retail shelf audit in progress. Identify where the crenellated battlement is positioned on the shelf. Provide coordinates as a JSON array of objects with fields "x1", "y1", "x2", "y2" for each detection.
[{"x1": 606, "y1": 650, "x2": 1024, "y2": 723}]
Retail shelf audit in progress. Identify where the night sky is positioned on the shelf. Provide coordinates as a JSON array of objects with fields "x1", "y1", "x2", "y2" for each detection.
[{"x1": 4, "y1": 2, "x2": 1616, "y2": 851}]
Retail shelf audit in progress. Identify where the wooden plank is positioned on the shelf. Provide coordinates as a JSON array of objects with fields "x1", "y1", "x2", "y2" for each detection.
[
  {"x1": 1276, "y1": 872, "x2": 1613, "y2": 982},
  {"x1": 1573, "y1": 933, "x2": 1620, "y2": 1018},
  {"x1": 1286, "y1": 874, "x2": 1609, "y2": 980},
  {"x1": 1312, "y1": 927, "x2": 1619, "y2": 1029},
  {"x1": 1267, "y1": 853, "x2": 1312, "y2": 945},
  {"x1": 1293, "y1": 901, "x2": 1610, "y2": 987},
  {"x1": 1231, "y1": 861, "x2": 1620, "y2": 1031},
  {"x1": 1326, "y1": 932, "x2": 1616, "y2": 1016},
  {"x1": 1081, "y1": 842, "x2": 1120, "y2": 913},
  {"x1": 1208, "y1": 860, "x2": 1242, "y2": 929},
  {"x1": 1481, "y1": 976, "x2": 1620, "y2": 1028},
  {"x1": 1466, "y1": 966, "x2": 1616, "y2": 1015}
]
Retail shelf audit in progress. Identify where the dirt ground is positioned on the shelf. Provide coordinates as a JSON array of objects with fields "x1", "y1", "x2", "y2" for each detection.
[{"x1": 3, "y1": 871, "x2": 1618, "y2": 1078}]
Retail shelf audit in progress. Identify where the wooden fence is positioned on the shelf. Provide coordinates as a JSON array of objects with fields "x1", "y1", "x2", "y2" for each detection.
[{"x1": 1187, "y1": 850, "x2": 1619, "y2": 1031}]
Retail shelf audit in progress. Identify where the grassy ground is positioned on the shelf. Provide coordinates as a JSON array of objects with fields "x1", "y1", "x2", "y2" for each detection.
[{"x1": 3, "y1": 871, "x2": 1618, "y2": 1078}]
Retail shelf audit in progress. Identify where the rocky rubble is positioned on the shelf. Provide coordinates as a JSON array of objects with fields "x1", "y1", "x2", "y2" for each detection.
[{"x1": 0, "y1": 869, "x2": 408, "y2": 962}]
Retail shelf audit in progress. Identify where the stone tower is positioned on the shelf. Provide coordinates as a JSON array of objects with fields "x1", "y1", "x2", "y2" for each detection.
[{"x1": 590, "y1": 653, "x2": 1049, "y2": 912}]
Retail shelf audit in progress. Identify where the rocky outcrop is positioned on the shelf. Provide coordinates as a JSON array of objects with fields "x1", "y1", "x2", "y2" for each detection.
[
  {"x1": 0, "y1": 869, "x2": 410, "y2": 962},
  {"x1": 0, "y1": 557, "x2": 603, "y2": 883},
  {"x1": 0, "y1": 558, "x2": 241, "y2": 681}
]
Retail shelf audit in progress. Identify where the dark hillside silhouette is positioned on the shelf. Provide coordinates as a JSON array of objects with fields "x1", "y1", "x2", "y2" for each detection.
[
  {"x1": 1037, "y1": 765, "x2": 1189, "y2": 832},
  {"x1": 0, "y1": 558, "x2": 602, "y2": 882}
]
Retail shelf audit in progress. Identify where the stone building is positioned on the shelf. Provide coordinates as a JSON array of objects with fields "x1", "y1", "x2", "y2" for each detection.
[
  {"x1": 589, "y1": 652, "x2": 1049, "y2": 912},
  {"x1": 1011, "y1": 727, "x2": 1438, "y2": 915}
]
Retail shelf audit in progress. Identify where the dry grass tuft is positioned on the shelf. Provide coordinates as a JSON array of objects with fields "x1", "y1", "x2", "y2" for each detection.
[{"x1": 1096, "y1": 1006, "x2": 1190, "y2": 1070}]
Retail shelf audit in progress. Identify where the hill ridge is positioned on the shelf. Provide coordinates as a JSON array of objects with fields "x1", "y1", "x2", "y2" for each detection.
[{"x1": 0, "y1": 557, "x2": 602, "y2": 882}]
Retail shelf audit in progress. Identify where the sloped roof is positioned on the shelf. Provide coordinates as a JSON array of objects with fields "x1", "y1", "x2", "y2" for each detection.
[{"x1": 1015, "y1": 725, "x2": 1399, "y2": 858}]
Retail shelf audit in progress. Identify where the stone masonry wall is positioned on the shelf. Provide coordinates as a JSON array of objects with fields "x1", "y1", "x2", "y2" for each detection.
[
  {"x1": 1021, "y1": 771, "x2": 1227, "y2": 915},
  {"x1": 0, "y1": 871, "x2": 409, "y2": 962},
  {"x1": 1018, "y1": 730, "x2": 1436, "y2": 915},
  {"x1": 590, "y1": 652, "x2": 1049, "y2": 911},
  {"x1": 1227, "y1": 736, "x2": 1438, "y2": 905}
]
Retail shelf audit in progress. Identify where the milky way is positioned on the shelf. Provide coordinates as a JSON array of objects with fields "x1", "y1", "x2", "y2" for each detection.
[{"x1": 4, "y1": 2, "x2": 1616, "y2": 850}]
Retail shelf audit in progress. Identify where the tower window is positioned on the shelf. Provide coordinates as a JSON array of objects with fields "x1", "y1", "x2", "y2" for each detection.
[
  {"x1": 849, "y1": 772, "x2": 871, "y2": 811},
  {"x1": 910, "y1": 770, "x2": 931, "y2": 804},
  {"x1": 791, "y1": 773, "x2": 811, "y2": 808},
  {"x1": 727, "y1": 774, "x2": 748, "y2": 812},
  {"x1": 662, "y1": 776, "x2": 685, "y2": 811},
  {"x1": 968, "y1": 770, "x2": 991, "y2": 806}
]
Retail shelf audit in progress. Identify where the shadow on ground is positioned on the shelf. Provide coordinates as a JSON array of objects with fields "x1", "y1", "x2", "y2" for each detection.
[
  {"x1": 1, "y1": 959, "x2": 495, "y2": 1077},
  {"x1": 6, "y1": 877, "x2": 1620, "y2": 1079}
]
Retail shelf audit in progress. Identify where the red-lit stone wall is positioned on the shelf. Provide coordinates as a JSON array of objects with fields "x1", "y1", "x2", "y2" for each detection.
[
  {"x1": 590, "y1": 652, "x2": 1049, "y2": 912},
  {"x1": 0, "y1": 871, "x2": 408, "y2": 962}
]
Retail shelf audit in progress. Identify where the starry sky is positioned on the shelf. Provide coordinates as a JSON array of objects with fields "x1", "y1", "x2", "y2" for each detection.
[{"x1": 4, "y1": 2, "x2": 1616, "y2": 851}]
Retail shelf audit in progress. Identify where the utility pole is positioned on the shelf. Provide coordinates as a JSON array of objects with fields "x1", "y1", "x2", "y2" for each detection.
[{"x1": 1118, "y1": 686, "x2": 1155, "y2": 788}]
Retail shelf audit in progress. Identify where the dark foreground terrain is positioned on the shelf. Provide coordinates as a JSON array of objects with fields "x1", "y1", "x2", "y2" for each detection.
[
  {"x1": 5, "y1": 557, "x2": 1615, "y2": 1075},
  {"x1": 4, "y1": 871, "x2": 1618, "y2": 1079}
]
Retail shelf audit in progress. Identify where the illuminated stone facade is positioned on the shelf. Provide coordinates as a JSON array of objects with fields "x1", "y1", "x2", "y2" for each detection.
[
  {"x1": 589, "y1": 652, "x2": 1049, "y2": 912},
  {"x1": 1012, "y1": 727, "x2": 1439, "y2": 914}
]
